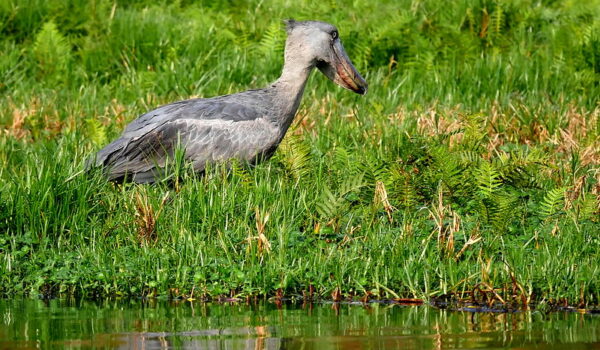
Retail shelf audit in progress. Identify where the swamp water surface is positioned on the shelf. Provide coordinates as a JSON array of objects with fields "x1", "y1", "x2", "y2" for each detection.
[{"x1": 1, "y1": 299, "x2": 599, "y2": 349}]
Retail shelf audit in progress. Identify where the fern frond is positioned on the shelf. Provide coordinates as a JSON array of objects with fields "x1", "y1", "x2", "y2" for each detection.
[
  {"x1": 462, "y1": 113, "x2": 487, "y2": 149},
  {"x1": 488, "y1": 190, "x2": 519, "y2": 230},
  {"x1": 32, "y1": 21, "x2": 71, "y2": 77},
  {"x1": 237, "y1": 33, "x2": 253, "y2": 49},
  {"x1": 85, "y1": 118, "x2": 107, "y2": 147},
  {"x1": 334, "y1": 146, "x2": 351, "y2": 170},
  {"x1": 491, "y1": 3, "x2": 504, "y2": 36},
  {"x1": 230, "y1": 159, "x2": 253, "y2": 187},
  {"x1": 431, "y1": 147, "x2": 463, "y2": 191},
  {"x1": 458, "y1": 150, "x2": 480, "y2": 166},
  {"x1": 316, "y1": 173, "x2": 366, "y2": 219},
  {"x1": 353, "y1": 39, "x2": 372, "y2": 71},
  {"x1": 338, "y1": 172, "x2": 366, "y2": 197},
  {"x1": 359, "y1": 158, "x2": 390, "y2": 189},
  {"x1": 277, "y1": 136, "x2": 311, "y2": 182},
  {"x1": 316, "y1": 186, "x2": 344, "y2": 218},
  {"x1": 465, "y1": 8, "x2": 476, "y2": 35},
  {"x1": 391, "y1": 168, "x2": 420, "y2": 209},
  {"x1": 540, "y1": 187, "x2": 566, "y2": 219},
  {"x1": 576, "y1": 195, "x2": 599, "y2": 222},
  {"x1": 474, "y1": 161, "x2": 502, "y2": 198},
  {"x1": 257, "y1": 22, "x2": 284, "y2": 56}
]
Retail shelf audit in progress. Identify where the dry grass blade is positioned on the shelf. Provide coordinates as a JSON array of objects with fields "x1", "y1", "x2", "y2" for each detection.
[
  {"x1": 429, "y1": 188, "x2": 461, "y2": 256},
  {"x1": 477, "y1": 282, "x2": 506, "y2": 305},
  {"x1": 430, "y1": 187, "x2": 446, "y2": 242},
  {"x1": 255, "y1": 208, "x2": 271, "y2": 255},
  {"x1": 455, "y1": 234, "x2": 482, "y2": 261},
  {"x1": 244, "y1": 207, "x2": 271, "y2": 257},
  {"x1": 374, "y1": 181, "x2": 395, "y2": 222},
  {"x1": 4, "y1": 101, "x2": 37, "y2": 140},
  {"x1": 134, "y1": 190, "x2": 170, "y2": 245},
  {"x1": 331, "y1": 287, "x2": 342, "y2": 302},
  {"x1": 505, "y1": 264, "x2": 530, "y2": 308}
]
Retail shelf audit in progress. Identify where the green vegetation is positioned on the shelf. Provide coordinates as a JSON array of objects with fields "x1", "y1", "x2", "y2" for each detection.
[{"x1": 0, "y1": 0, "x2": 599, "y2": 307}]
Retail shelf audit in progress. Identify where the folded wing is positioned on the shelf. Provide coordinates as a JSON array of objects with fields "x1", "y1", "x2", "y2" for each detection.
[{"x1": 92, "y1": 94, "x2": 278, "y2": 183}]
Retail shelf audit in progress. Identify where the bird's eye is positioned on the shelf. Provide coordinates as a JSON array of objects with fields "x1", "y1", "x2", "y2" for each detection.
[{"x1": 331, "y1": 31, "x2": 338, "y2": 39}]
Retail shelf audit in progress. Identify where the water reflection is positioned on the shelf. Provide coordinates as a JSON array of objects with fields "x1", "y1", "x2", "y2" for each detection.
[{"x1": 0, "y1": 299, "x2": 599, "y2": 349}]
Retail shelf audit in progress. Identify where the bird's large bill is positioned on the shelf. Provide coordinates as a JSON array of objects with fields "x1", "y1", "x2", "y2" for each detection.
[{"x1": 318, "y1": 40, "x2": 368, "y2": 95}]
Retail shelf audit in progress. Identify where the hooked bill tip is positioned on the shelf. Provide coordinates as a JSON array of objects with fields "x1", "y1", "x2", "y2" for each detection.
[
  {"x1": 350, "y1": 78, "x2": 368, "y2": 95},
  {"x1": 335, "y1": 64, "x2": 368, "y2": 95},
  {"x1": 356, "y1": 84, "x2": 368, "y2": 95}
]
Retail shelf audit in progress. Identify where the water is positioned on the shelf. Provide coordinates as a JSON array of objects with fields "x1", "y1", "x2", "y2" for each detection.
[{"x1": 1, "y1": 299, "x2": 599, "y2": 349}]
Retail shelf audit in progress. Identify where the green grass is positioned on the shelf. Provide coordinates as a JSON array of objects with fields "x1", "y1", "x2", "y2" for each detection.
[{"x1": 0, "y1": 0, "x2": 599, "y2": 307}]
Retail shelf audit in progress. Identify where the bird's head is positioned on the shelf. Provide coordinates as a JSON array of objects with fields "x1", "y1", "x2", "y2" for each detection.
[{"x1": 284, "y1": 19, "x2": 368, "y2": 95}]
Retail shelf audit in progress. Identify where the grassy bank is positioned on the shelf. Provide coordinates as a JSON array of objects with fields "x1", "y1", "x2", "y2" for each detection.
[{"x1": 1, "y1": 0, "x2": 599, "y2": 307}]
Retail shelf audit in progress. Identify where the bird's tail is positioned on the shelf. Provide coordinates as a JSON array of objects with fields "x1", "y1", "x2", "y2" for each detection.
[{"x1": 85, "y1": 137, "x2": 128, "y2": 171}]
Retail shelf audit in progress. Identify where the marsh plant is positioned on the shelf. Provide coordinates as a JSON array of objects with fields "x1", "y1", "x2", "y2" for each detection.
[{"x1": 0, "y1": 0, "x2": 599, "y2": 306}]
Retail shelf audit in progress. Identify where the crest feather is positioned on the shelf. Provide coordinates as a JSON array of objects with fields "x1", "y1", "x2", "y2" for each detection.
[{"x1": 283, "y1": 19, "x2": 297, "y2": 33}]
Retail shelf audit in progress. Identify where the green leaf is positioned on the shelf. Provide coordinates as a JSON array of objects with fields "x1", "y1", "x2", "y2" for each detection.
[
  {"x1": 540, "y1": 187, "x2": 566, "y2": 219},
  {"x1": 32, "y1": 21, "x2": 71, "y2": 77}
]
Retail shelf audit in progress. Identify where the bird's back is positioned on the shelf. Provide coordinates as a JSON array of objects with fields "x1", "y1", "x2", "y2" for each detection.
[{"x1": 92, "y1": 89, "x2": 281, "y2": 183}]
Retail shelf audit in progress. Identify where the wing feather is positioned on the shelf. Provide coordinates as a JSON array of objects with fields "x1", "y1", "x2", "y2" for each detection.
[
  {"x1": 101, "y1": 117, "x2": 279, "y2": 182},
  {"x1": 92, "y1": 89, "x2": 278, "y2": 182}
]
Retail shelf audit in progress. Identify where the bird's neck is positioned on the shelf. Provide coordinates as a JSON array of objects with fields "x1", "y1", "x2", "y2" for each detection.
[{"x1": 270, "y1": 57, "x2": 315, "y2": 132}]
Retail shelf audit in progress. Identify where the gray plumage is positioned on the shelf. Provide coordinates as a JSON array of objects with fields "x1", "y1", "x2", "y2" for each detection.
[{"x1": 91, "y1": 20, "x2": 367, "y2": 183}]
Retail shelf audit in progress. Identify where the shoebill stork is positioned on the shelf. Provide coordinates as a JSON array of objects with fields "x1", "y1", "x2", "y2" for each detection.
[{"x1": 91, "y1": 20, "x2": 368, "y2": 183}]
